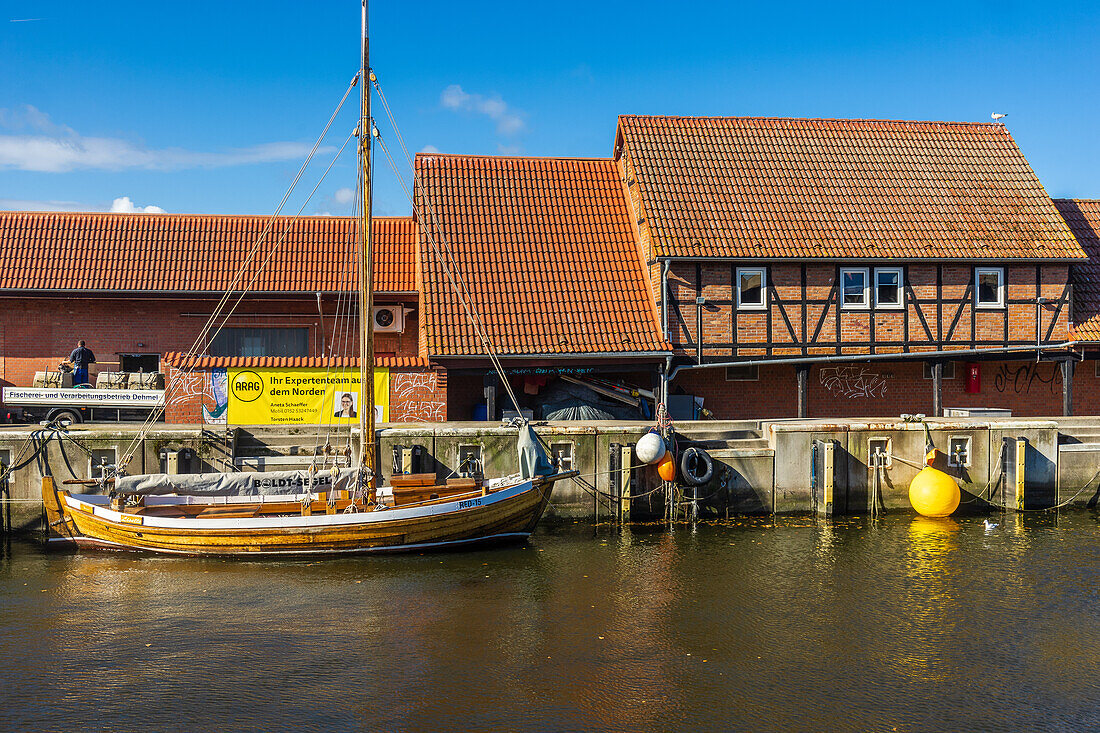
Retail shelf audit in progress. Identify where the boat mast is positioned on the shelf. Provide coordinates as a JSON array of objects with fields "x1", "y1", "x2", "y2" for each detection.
[{"x1": 358, "y1": 0, "x2": 376, "y2": 482}]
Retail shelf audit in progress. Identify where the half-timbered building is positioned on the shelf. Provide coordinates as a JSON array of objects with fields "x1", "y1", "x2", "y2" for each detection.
[{"x1": 614, "y1": 115, "x2": 1090, "y2": 417}]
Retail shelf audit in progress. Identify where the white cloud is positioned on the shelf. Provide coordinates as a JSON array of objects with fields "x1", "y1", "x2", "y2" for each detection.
[
  {"x1": 0, "y1": 196, "x2": 165, "y2": 213},
  {"x1": 108, "y1": 196, "x2": 166, "y2": 214},
  {"x1": 0, "y1": 105, "x2": 333, "y2": 173},
  {"x1": 333, "y1": 187, "x2": 355, "y2": 205},
  {"x1": 440, "y1": 85, "x2": 525, "y2": 136},
  {"x1": 420, "y1": 144, "x2": 440, "y2": 154}
]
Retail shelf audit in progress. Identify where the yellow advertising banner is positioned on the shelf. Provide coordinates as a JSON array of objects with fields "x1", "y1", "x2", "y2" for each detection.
[{"x1": 227, "y1": 368, "x2": 389, "y2": 425}]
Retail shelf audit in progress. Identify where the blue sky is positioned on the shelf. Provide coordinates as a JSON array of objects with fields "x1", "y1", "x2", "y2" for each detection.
[{"x1": 3, "y1": 1, "x2": 1100, "y2": 217}]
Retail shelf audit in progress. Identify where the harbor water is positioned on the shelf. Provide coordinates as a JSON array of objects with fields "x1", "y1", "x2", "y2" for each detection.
[{"x1": 1, "y1": 512, "x2": 1098, "y2": 732}]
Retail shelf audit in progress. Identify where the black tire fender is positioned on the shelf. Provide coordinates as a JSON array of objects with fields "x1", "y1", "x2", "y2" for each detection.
[{"x1": 680, "y1": 447, "x2": 713, "y2": 486}]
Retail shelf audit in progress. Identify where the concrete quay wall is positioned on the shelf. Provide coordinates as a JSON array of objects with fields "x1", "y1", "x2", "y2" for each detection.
[{"x1": 3, "y1": 416, "x2": 1099, "y2": 534}]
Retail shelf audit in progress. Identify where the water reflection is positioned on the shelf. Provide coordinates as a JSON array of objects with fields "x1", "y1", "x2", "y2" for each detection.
[
  {"x1": 897, "y1": 516, "x2": 959, "y2": 684},
  {"x1": 1, "y1": 512, "x2": 1099, "y2": 732}
]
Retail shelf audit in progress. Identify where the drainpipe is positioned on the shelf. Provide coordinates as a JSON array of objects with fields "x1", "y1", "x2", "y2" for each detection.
[
  {"x1": 660, "y1": 259, "x2": 671, "y2": 342},
  {"x1": 659, "y1": 260, "x2": 672, "y2": 409},
  {"x1": 660, "y1": 356, "x2": 672, "y2": 408},
  {"x1": 316, "y1": 291, "x2": 326, "y2": 355}
]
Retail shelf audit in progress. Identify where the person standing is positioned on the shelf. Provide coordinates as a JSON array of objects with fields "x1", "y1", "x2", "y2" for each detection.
[{"x1": 68, "y1": 340, "x2": 96, "y2": 386}]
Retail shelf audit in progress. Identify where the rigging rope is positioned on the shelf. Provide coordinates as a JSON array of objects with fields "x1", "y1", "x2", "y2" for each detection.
[
  {"x1": 117, "y1": 74, "x2": 361, "y2": 471},
  {"x1": 371, "y1": 72, "x2": 524, "y2": 417}
]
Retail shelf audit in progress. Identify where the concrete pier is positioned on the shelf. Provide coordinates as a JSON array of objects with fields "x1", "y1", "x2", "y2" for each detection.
[{"x1": 3, "y1": 415, "x2": 1099, "y2": 533}]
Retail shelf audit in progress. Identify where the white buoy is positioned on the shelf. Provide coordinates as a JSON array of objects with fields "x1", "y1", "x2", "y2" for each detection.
[{"x1": 636, "y1": 431, "x2": 667, "y2": 464}]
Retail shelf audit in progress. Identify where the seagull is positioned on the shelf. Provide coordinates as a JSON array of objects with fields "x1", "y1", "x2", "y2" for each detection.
[
  {"x1": 991, "y1": 113, "x2": 1008, "y2": 121},
  {"x1": 983, "y1": 519, "x2": 998, "y2": 531}
]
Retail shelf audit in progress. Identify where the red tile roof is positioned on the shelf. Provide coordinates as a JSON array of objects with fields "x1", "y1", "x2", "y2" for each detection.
[
  {"x1": 414, "y1": 154, "x2": 669, "y2": 357},
  {"x1": 162, "y1": 353, "x2": 429, "y2": 369},
  {"x1": 615, "y1": 116, "x2": 1087, "y2": 261},
  {"x1": 0, "y1": 212, "x2": 416, "y2": 293},
  {"x1": 1054, "y1": 199, "x2": 1100, "y2": 341}
]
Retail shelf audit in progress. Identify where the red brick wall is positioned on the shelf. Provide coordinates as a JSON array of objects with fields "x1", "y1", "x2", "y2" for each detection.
[
  {"x1": 0, "y1": 294, "x2": 420, "y2": 390},
  {"x1": 666, "y1": 262, "x2": 1073, "y2": 358},
  {"x1": 674, "y1": 358, "x2": 1087, "y2": 419},
  {"x1": 388, "y1": 368, "x2": 448, "y2": 422}
]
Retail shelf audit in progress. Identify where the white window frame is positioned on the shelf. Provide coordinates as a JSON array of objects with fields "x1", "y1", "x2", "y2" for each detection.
[
  {"x1": 736, "y1": 267, "x2": 767, "y2": 310},
  {"x1": 840, "y1": 268, "x2": 870, "y2": 309},
  {"x1": 873, "y1": 267, "x2": 904, "y2": 309},
  {"x1": 975, "y1": 267, "x2": 1005, "y2": 309}
]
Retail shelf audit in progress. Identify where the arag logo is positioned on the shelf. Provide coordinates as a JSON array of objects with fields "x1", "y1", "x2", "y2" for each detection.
[{"x1": 230, "y1": 370, "x2": 264, "y2": 403}]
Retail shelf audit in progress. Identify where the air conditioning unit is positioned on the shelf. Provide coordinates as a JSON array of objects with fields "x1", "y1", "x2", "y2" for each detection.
[{"x1": 372, "y1": 305, "x2": 405, "y2": 333}]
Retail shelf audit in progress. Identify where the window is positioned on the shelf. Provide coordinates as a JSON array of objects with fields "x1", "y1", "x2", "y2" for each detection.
[
  {"x1": 725, "y1": 364, "x2": 759, "y2": 381},
  {"x1": 975, "y1": 268, "x2": 1005, "y2": 308},
  {"x1": 209, "y1": 327, "x2": 309, "y2": 358},
  {"x1": 874, "y1": 268, "x2": 903, "y2": 309},
  {"x1": 840, "y1": 268, "x2": 869, "y2": 308},
  {"x1": 923, "y1": 362, "x2": 956, "y2": 379},
  {"x1": 736, "y1": 267, "x2": 766, "y2": 310}
]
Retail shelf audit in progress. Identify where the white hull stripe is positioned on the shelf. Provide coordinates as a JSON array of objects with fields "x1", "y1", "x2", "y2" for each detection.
[{"x1": 64, "y1": 481, "x2": 536, "y2": 531}]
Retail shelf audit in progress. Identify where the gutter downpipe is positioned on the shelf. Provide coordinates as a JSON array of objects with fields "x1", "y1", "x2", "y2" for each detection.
[
  {"x1": 316, "y1": 291, "x2": 326, "y2": 355},
  {"x1": 666, "y1": 341, "x2": 1085, "y2": 383},
  {"x1": 660, "y1": 259, "x2": 672, "y2": 408}
]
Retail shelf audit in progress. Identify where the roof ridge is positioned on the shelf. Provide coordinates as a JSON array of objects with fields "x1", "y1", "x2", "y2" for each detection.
[
  {"x1": 0, "y1": 211, "x2": 414, "y2": 222},
  {"x1": 414, "y1": 152, "x2": 613, "y2": 163},
  {"x1": 617, "y1": 114, "x2": 1007, "y2": 129}
]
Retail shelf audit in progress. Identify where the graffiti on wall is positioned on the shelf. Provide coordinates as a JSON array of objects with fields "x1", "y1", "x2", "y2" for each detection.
[
  {"x1": 165, "y1": 367, "x2": 227, "y2": 424},
  {"x1": 993, "y1": 363, "x2": 1060, "y2": 394},
  {"x1": 388, "y1": 372, "x2": 446, "y2": 422},
  {"x1": 205, "y1": 368, "x2": 228, "y2": 423},
  {"x1": 819, "y1": 366, "x2": 890, "y2": 399}
]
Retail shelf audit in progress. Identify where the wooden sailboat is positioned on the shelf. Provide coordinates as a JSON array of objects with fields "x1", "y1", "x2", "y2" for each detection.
[{"x1": 41, "y1": 2, "x2": 573, "y2": 556}]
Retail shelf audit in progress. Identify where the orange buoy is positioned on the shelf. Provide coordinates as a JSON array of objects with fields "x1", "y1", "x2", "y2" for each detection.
[
  {"x1": 657, "y1": 452, "x2": 677, "y2": 482},
  {"x1": 909, "y1": 466, "x2": 960, "y2": 517}
]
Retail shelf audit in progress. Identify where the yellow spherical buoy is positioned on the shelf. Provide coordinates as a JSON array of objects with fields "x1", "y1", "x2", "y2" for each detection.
[
  {"x1": 657, "y1": 453, "x2": 677, "y2": 482},
  {"x1": 909, "y1": 466, "x2": 960, "y2": 517}
]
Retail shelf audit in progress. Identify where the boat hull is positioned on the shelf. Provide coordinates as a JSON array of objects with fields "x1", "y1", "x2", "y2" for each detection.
[{"x1": 53, "y1": 479, "x2": 555, "y2": 557}]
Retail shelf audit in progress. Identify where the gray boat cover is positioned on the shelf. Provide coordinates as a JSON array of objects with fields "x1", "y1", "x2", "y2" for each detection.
[
  {"x1": 115, "y1": 468, "x2": 360, "y2": 497},
  {"x1": 518, "y1": 422, "x2": 555, "y2": 479},
  {"x1": 117, "y1": 428, "x2": 550, "y2": 495}
]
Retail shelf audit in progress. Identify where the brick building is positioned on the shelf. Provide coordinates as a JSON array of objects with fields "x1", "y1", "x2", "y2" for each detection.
[
  {"x1": 0, "y1": 212, "x2": 445, "y2": 422},
  {"x1": 413, "y1": 153, "x2": 670, "y2": 419},
  {"x1": 612, "y1": 116, "x2": 1092, "y2": 417}
]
